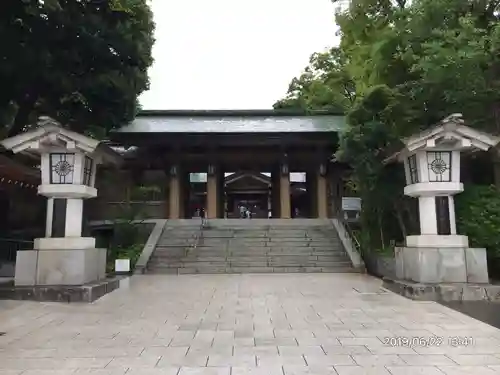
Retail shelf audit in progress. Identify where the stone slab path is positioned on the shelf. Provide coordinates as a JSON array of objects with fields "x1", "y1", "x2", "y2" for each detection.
[{"x1": 2, "y1": 274, "x2": 500, "y2": 374}]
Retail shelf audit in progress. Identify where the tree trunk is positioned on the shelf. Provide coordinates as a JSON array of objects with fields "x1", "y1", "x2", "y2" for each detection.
[
  {"x1": 377, "y1": 209, "x2": 385, "y2": 249},
  {"x1": 7, "y1": 95, "x2": 37, "y2": 137}
]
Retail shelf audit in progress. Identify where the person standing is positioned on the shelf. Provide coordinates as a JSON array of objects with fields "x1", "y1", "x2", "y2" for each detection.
[{"x1": 239, "y1": 204, "x2": 246, "y2": 219}]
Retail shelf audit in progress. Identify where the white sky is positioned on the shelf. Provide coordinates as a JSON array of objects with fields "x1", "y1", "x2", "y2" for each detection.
[{"x1": 139, "y1": 0, "x2": 340, "y2": 110}]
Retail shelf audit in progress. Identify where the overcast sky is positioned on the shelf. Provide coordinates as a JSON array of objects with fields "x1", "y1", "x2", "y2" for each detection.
[{"x1": 139, "y1": 0, "x2": 340, "y2": 110}]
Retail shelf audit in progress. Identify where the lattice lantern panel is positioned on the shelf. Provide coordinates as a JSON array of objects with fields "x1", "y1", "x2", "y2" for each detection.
[
  {"x1": 426, "y1": 151, "x2": 452, "y2": 182},
  {"x1": 49, "y1": 153, "x2": 75, "y2": 184}
]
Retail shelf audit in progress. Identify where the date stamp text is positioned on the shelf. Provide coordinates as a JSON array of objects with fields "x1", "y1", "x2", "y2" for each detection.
[{"x1": 383, "y1": 336, "x2": 474, "y2": 347}]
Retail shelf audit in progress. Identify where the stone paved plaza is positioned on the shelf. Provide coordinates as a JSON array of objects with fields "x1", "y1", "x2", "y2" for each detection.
[{"x1": 2, "y1": 274, "x2": 500, "y2": 374}]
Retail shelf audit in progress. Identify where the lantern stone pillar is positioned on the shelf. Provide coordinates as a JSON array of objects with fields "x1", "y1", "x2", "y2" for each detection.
[
  {"x1": 1, "y1": 117, "x2": 121, "y2": 287},
  {"x1": 388, "y1": 114, "x2": 500, "y2": 284}
]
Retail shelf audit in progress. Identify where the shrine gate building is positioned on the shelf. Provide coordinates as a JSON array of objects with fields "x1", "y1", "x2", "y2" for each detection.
[{"x1": 104, "y1": 110, "x2": 348, "y2": 220}]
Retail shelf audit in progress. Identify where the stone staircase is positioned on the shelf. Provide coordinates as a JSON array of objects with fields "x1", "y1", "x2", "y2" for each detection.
[{"x1": 147, "y1": 219, "x2": 358, "y2": 274}]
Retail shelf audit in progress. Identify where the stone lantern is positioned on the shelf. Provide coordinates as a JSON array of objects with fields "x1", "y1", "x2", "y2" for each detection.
[
  {"x1": 1, "y1": 116, "x2": 121, "y2": 287},
  {"x1": 388, "y1": 114, "x2": 499, "y2": 284}
]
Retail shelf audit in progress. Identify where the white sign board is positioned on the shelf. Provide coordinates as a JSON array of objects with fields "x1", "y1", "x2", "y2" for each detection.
[
  {"x1": 342, "y1": 197, "x2": 361, "y2": 211},
  {"x1": 115, "y1": 259, "x2": 131, "y2": 273}
]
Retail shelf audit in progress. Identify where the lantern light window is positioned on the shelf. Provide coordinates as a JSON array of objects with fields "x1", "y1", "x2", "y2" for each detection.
[
  {"x1": 427, "y1": 151, "x2": 452, "y2": 182},
  {"x1": 50, "y1": 153, "x2": 75, "y2": 184},
  {"x1": 408, "y1": 154, "x2": 419, "y2": 184},
  {"x1": 83, "y1": 156, "x2": 93, "y2": 186}
]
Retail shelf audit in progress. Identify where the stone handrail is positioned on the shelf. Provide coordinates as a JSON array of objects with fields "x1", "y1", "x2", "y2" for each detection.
[
  {"x1": 88, "y1": 219, "x2": 168, "y2": 275},
  {"x1": 189, "y1": 217, "x2": 206, "y2": 255},
  {"x1": 133, "y1": 219, "x2": 167, "y2": 274},
  {"x1": 330, "y1": 218, "x2": 365, "y2": 271}
]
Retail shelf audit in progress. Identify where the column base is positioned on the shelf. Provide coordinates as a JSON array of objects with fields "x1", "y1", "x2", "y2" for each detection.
[
  {"x1": 395, "y1": 246, "x2": 488, "y2": 284},
  {"x1": 0, "y1": 277, "x2": 122, "y2": 303},
  {"x1": 34, "y1": 237, "x2": 96, "y2": 250},
  {"x1": 383, "y1": 278, "x2": 500, "y2": 302},
  {"x1": 15, "y1": 248, "x2": 107, "y2": 286},
  {"x1": 405, "y1": 234, "x2": 468, "y2": 248}
]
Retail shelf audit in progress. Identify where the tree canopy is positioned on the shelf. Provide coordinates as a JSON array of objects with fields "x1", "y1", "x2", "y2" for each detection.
[
  {"x1": 275, "y1": 0, "x2": 500, "y2": 251},
  {"x1": 274, "y1": 47, "x2": 355, "y2": 112},
  {"x1": 0, "y1": 0, "x2": 155, "y2": 138}
]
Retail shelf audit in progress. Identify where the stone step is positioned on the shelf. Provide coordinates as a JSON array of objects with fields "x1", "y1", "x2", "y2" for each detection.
[
  {"x1": 267, "y1": 231, "x2": 308, "y2": 236},
  {"x1": 150, "y1": 262, "x2": 354, "y2": 270},
  {"x1": 148, "y1": 266, "x2": 358, "y2": 274},
  {"x1": 150, "y1": 255, "x2": 352, "y2": 264},
  {"x1": 214, "y1": 243, "x2": 341, "y2": 249},
  {"x1": 150, "y1": 255, "x2": 350, "y2": 265},
  {"x1": 178, "y1": 245, "x2": 345, "y2": 253},
  {"x1": 152, "y1": 252, "x2": 350, "y2": 260},
  {"x1": 197, "y1": 240, "x2": 229, "y2": 246},
  {"x1": 227, "y1": 239, "x2": 270, "y2": 244},
  {"x1": 151, "y1": 256, "x2": 351, "y2": 265},
  {"x1": 148, "y1": 221, "x2": 352, "y2": 275},
  {"x1": 160, "y1": 232, "x2": 198, "y2": 237},
  {"x1": 165, "y1": 249, "x2": 347, "y2": 257},
  {"x1": 232, "y1": 233, "x2": 268, "y2": 238},
  {"x1": 151, "y1": 247, "x2": 189, "y2": 257},
  {"x1": 161, "y1": 229, "x2": 199, "y2": 235},
  {"x1": 199, "y1": 232, "x2": 234, "y2": 238}
]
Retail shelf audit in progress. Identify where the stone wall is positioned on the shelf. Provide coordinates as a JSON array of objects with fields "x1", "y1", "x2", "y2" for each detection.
[{"x1": 364, "y1": 253, "x2": 396, "y2": 279}]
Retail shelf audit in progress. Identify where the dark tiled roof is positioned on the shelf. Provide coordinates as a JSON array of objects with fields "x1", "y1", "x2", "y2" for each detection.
[{"x1": 117, "y1": 110, "x2": 346, "y2": 134}]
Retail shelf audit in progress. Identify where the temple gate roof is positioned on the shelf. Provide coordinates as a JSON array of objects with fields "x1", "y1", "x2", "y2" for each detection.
[{"x1": 116, "y1": 110, "x2": 346, "y2": 134}]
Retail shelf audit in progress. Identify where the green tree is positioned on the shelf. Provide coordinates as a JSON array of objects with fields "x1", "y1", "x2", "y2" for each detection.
[
  {"x1": 0, "y1": 0, "x2": 155, "y2": 138},
  {"x1": 275, "y1": 0, "x2": 500, "y2": 251},
  {"x1": 335, "y1": 0, "x2": 500, "y2": 133},
  {"x1": 273, "y1": 47, "x2": 355, "y2": 112}
]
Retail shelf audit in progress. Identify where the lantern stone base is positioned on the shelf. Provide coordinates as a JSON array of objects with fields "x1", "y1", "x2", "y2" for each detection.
[
  {"x1": 0, "y1": 277, "x2": 122, "y2": 303},
  {"x1": 383, "y1": 278, "x2": 500, "y2": 302},
  {"x1": 395, "y1": 246, "x2": 489, "y2": 284},
  {"x1": 14, "y1": 248, "x2": 107, "y2": 286},
  {"x1": 405, "y1": 235, "x2": 469, "y2": 248},
  {"x1": 34, "y1": 237, "x2": 96, "y2": 250}
]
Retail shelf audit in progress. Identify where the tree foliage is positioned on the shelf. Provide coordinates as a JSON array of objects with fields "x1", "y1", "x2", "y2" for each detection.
[
  {"x1": 0, "y1": 0, "x2": 155, "y2": 138},
  {"x1": 275, "y1": 0, "x2": 500, "y2": 250},
  {"x1": 456, "y1": 184, "x2": 500, "y2": 256},
  {"x1": 274, "y1": 47, "x2": 355, "y2": 112}
]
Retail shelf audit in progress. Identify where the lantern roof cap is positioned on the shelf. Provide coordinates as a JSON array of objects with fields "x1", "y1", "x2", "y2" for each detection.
[
  {"x1": 0, "y1": 116, "x2": 122, "y2": 165},
  {"x1": 385, "y1": 114, "x2": 500, "y2": 163}
]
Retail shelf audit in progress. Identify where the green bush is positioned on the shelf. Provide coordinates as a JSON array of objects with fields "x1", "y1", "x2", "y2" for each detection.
[
  {"x1": 106, "y1": 221, "x2": 152, "y2": 273},
  {"x1": 107, "y1": 243, "x2": 144, "y2": 273},
  {"x1": 456, "y1": 184, "x2": 500, "y2": 257}
]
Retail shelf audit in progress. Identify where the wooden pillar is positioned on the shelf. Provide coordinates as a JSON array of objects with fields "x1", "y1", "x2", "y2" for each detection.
[
  {"x1": 267, "y1": 188, "x2": 272, "y2": 218},
  {"x1": 328, "y1": 169, "x2": 343, "y2": 218},
  {"x1": 316, "y1": 163, "x2": 328, "y2": 219},
  {"x1": 179, "y1": 170, "x2": 190, "y2": 218},
  {"x1": 206, "y1": 164, "x2": 219, "y2": 219},
  {"x1": 271, "y1": 169, "x2": 280, "y2": 218},
  {"x1": 279, "y1": 162, "x2": 291, "y2": 219},
  {"x1": 168, "y1": 165, "x2": 181, "y2": 219},
  {"x1": 306, "y1": 171, "x2": 317, "y2": 218},
  {"x1": 217, "y1": 170, "x2": 225, "y2": 218}
]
